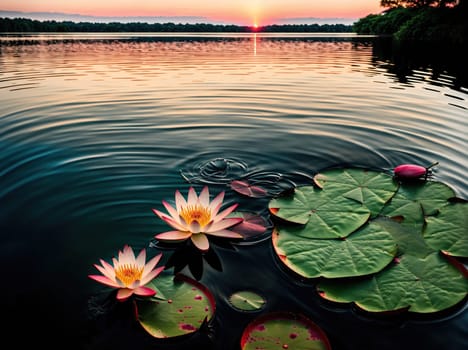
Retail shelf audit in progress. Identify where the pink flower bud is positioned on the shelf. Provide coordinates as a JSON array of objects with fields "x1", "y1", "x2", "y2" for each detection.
[
  {"x1": 393, "y1": 162, "x2": 438, "y2": 180},
  {"x1": 394, "y1": 164, "x2": 427, "y2": 179}
]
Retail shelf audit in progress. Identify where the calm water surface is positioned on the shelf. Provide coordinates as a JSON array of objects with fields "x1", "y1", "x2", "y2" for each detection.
[{"x1": 0, "y1": 33, "x2": 466, "y2": 349}]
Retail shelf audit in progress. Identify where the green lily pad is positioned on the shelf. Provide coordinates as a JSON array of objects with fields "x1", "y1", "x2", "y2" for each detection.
[
  {"x1": 380, "y1": 181, "x2": 455, "y2": 231},
  {"x1": 372, "y1": 217, "x2": 433, "y2": 258},
  {"x1": 229, "y1": 291, "x2": 266, "y2": 311},
  {"x1": 318, "y1": 251, "x2": 468, "y2": 313},
  {"x1": 424, "y1": 202, "x2": 468, "y2": 258},
  {"x1": 273, "y1": 221, "x2": 397, "y2": 278},
  {"x1": 136, "y1": 272, "x2": 215, "y2": 338},
  {"x1": 240, "y1": 312, "x2": 331, "y2": 350},
  {"x1": 314, "y1": 168, "x2": 398, "y2": 217},
  {"x1": 269, "y1": 186, "x2": 370, "y2": 239}
]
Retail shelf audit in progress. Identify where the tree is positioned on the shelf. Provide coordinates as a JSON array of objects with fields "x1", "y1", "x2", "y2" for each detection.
[{"x1": 380, "y1": 0, "x2": 458, "y2": 8}]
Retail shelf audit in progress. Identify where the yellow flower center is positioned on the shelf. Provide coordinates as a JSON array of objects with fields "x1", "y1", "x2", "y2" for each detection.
[
  {"x1": 115, "y1": 264, "x2": 144, "y2": 287},
  {"x1": 179, "y1": 204, "x2": 212, "y2": 227}
]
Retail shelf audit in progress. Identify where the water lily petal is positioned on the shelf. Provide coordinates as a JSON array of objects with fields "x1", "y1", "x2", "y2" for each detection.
[
  {"x1": 190, "y1": 220, "x2": 201, "y2": 233},
  {"x1": 88, "y1": 274, "x2": 121, "y2": 288},
  {"x1": 209, "y1": 191, "x2": 225, "y2": 215},
  {"x1": 134, "y1": 286, "x2": 156, "y2": 297},
  {"x1": 120, "y1": 244, "x2": 136, "y2": 266},
  {"x1": 93, "y1": 263, "x2": 115, "y2": 281},
  {"x1": 115, "y1": 276, "x2": 126, "y2": 287},
  {"x1": 142, "y1": 253, "x2": 162, "y2": 277},
  {"x1": 178, "y1": 214, "x2": 188, "y2": 226},
  {"x1": 99, "y1": 259, "x2": 115, "y2": 278},
  {"x1": 199, "y1": 186, "x2": 210, "y2": 207},
  {"x1": 162, "y1": 200, "x2": 180, "y2": 222},
  {"x1": 153, "y1": 209, "x2": 188, "y2": 231},
  {"x1": 135, "y1": 248, "x2": 146, "y2": 268},
  {"x1": 116, "y1": 288, "x2": 134, "y2": 301},
  {"x1": 187, "y1": 186, "x2": 198, "y2": 205},
  {"x1": 191, "y1": 233, "x2": 210, "y2": 252},
  {"x1": 212, "y1": 203, "x2": 239, "y2": 222},
  {"x1": 175, "y1": 189, "x2": 187, "y2": 211},
  {"x1": 129, "y1": 279, "x2": 141, "y2": 289},
  {"x1": 155, "y1": 230, "x2": 192, "y2": 241},
  {"x1": 141, "y1": 265, "x2": 165, "y2": 285},
  {"x1": 206, "y1": 229, "x2": 243, "y2": 239},
  {"x1": 206, "y1": 217, "x2": 243, "y2": 232}
]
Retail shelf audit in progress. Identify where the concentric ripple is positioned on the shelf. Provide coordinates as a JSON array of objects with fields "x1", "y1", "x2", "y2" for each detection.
[{"x1": 0, "y1": 33, "x2": 467, "y2": 349}]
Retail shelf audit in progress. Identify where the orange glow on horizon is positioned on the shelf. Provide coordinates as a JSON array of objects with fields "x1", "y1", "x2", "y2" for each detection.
[{"x1": 0, "y1": 0, "x2": 383, "y2": 26}]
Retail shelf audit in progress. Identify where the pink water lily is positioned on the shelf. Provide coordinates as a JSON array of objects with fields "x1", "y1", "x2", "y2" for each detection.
[
  {"x1": 88, "y1": 245, "x2": 165, "y2": 301},
  {"x1": 152, "y1": 186, "x2": 244, "y2": 252}
]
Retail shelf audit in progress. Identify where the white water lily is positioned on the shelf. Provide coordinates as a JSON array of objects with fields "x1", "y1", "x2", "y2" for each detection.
[
  {"x1": 88, "y1": 245, "x2": 164, "y2": 301},
  {"x1": 153, "y1": 186, "x2": 243, "y2": 252}
]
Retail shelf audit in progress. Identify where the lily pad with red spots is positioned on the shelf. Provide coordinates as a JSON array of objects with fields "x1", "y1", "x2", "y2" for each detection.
[
  {"x1": 136, "y1": 272, "x2": 215, "y2": 338},
  {"x1": 240, "y1": 312, "x2": 331, "y2": 350}
]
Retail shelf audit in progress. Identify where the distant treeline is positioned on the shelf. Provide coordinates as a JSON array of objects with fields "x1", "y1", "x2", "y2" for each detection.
[
  {"x1": 353, "y1": 0, "x2": 468, "y2": 45},
  {"x1": 0, "y1": 18, "x2": 353, "y2": 33}
]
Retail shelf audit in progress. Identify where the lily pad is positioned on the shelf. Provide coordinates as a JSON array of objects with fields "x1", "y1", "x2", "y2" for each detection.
[
  {"x1": 269, "y1": 186, "x2": 370, "y2": 239},
  {"x1": 228, "y1": 211, "x2": 270, "y2": 239},
  {"x1": 229, "y1": 291, "x2": 266, "y2": 311},
  {"x1": 240, "y1": 312, "x2": 331, "y2": 350},
  {"x1": 380, "y1": 181, "x2": 455, "y2": 230},
  {"x1": 317, "y1": 251, "x2": 468, "y2": 313},
  {"x1": 372, "y1": 217, "x2": 433, "y2": 258},
  {"x1": 314, "y1": 168, "x2": 398, "y2": 217},
  {"x1": 424, "y1": 202, "x2": 468, "y2": 258},
  {"x1": 273, "y1": 221, "x2": 397, "y2": 278},
  {"x1": 136, "y1": 272, "x2": 215, "y2": 338},
  {"x1": 317, "y1": 217, "x2": 468, "y2": 314},
  {"x1": 231, "y1": 180, "x2": 268, "y2": 198}
]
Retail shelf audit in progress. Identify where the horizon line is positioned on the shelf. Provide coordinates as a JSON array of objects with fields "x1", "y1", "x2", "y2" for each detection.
[{"x1": 0, "y1": 10, "x2": 359, "y2": 26}]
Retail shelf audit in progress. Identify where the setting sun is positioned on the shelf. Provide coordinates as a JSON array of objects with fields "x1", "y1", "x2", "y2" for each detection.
[{"x1": 0, "y1": 0, "x2": 385, "y2": 25}]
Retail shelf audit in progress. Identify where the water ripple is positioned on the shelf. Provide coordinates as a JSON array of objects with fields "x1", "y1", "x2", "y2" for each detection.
[{"x1": 1, "y1": 34, "x2": 467, "y2": 349}]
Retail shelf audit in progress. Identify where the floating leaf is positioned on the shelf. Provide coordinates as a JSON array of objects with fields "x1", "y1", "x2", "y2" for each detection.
[
  {"x1": 231, "y1": 180, "x2": 268, "y2": 198},
  {"x1": 424, "y1": 202, "x2": 468, "y2": 258},
  {"x1": 136, "y1": 272, "x2": 215, "y2": 338},
  {"x1": 318, "y1": 251, "x2": 468, "y2": 313},
  {"x1": 313, "y1": 168, "x2": 398, "y2": 217},
  {"x1": 273, "y1": 221, "x2": 397, "y2": 278},
  {"x1": 240, "y1": 312, "x2": 331, "y2": 350},
  {"x1": 229, "y1": 291, "x2": 266, "y2": 311},
  {"x1": 380, "y1": 181, "x2": 455, "y2": 230},
  {"x1": 228, "y1": 211, "x2": 270, "y2": 239},
  {"x1": 317, "y1": 217, "x2": 468, "y2": 314},
  {"x1": 372, "y1": 217, "x2": 432, "y2": 257},
  {"x1": 269, "y1": 186, "x2": 370, "y2": 238}
]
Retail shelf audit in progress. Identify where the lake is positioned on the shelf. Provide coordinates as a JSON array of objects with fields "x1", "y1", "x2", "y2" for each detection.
[{"x1": 0, "y1": 33, "x2": 466, "y2": 349}]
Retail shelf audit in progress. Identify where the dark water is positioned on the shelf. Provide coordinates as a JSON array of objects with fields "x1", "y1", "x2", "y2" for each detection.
[{"x1": 0, "y1": 33, "x2": 466, "y2": 349}]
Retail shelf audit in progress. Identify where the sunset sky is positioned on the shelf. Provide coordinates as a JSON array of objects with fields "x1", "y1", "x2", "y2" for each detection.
[{"x1": 1, "y1": 0, "x2": 384, "y2": 25}]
